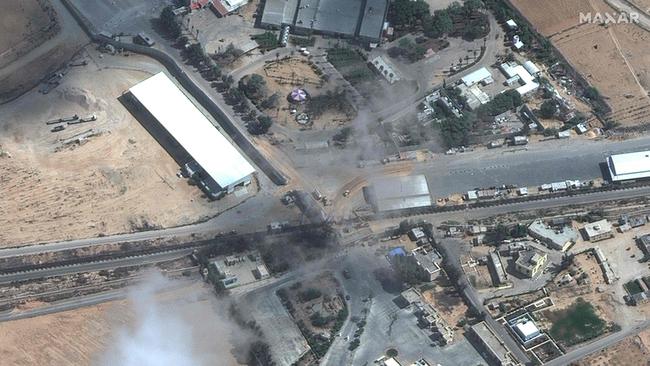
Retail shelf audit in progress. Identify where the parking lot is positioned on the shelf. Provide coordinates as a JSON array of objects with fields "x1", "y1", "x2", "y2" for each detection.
[{"x1": 322, "y1": 247, "x2": 486, "y2": 366}]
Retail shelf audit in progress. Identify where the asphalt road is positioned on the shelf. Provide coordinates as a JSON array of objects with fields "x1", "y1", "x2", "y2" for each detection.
[
  {"x1": 544, "y1": 319, "x2": 650, "y2": 366},
  {"x1": 0, "y1": 249, "x2": 193, "y2": 284}
]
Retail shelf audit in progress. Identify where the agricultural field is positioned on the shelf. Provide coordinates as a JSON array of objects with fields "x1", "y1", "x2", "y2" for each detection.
[{"x1": 511, "y1": 0, "x2": 650, "y2": 126}]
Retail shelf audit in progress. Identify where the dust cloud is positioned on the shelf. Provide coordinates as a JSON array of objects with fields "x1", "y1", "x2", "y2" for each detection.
[{"x1": 96, "y1": 272, "x2": 253, "y2": 366}]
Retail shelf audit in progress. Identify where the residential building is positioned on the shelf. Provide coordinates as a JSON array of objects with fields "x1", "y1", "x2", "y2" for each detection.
[
  {"x1": 514, "y1": 250, "x2": 548, "y2": 278},
  {"x1": 528, "y1": 219, "x2": 578, "y2": 251},
  {"x1": 637, "y1": 234, "x2": 650, "y2": 257},
  {"x1": 412, "y1": 247, "x2": 442, "y2": 281},
  {"x1": 584, "y1": 219, "x2": 614, "y2": 242}
]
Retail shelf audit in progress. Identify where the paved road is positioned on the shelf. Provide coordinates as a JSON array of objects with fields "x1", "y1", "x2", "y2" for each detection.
[
  {"x1": 544, "y1": 319, "x2": 650, "y2": 366},
  {"x1": 0, "y1": 278, "x2": 192, "y2": 322},
  {"x1": 0, "y1": 249, "x2": 193, "y2": 284}
]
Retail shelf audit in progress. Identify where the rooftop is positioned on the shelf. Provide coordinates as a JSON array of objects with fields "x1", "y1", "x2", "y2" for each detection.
[
  {"x1": 528, "y1": 219, "x2": 578, "y2": 250},
  {"x1": 461, "y1": 67, "x2": 493, "y2": 87},
  {"x1": 128, "y1": 72, "x2": 255, "y2": 189},
  {"x1": 515, "y1": 250, "x2": 546, "y2": 269},
  {"x1": 261, "y1": 0, "x2": 388, "y2": 41},
  {"x1": 584, "y1": 219, "x2": 613, "y2": 237},
  {"x1": 513, "y1": 319, "x2": 541, "y2": 341},
  {"x1": 607, "y1": 151, "x2": 650, "y2": 181},
  {"x1": 471, "y1": 322, "x2": 514, "y2": 365},
  {"x1": 364, "y1": 175, "x2": 432, "y2": 212}
]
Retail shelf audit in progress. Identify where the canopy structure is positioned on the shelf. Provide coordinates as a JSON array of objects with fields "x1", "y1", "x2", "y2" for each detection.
[{"x1": 289, "y1": 88, "x2": 308, "y2": 102}]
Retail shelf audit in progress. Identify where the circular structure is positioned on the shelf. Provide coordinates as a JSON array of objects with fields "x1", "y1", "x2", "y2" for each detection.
[
  {"x1": 296, "y1": 113, "x2": 310, "y2": 125},
  {"x1": 289, "y1": 88, "x2": 308, "y2": 103}
]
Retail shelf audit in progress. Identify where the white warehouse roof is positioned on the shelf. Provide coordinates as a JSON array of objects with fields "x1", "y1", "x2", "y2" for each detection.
[
  {"x1": 607, "y1": 151, "x2": 650, "y2": 181},
  {"x1": 129, "y1": 72, "x2": 255, "y2": 189},
  {"x1": 461, "y1": 67, "x2": 493, "y2": 87}
]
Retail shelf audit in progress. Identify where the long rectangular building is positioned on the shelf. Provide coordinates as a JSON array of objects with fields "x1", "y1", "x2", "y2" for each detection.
[
  {"x1": 607, "y1": 151, "x2": 650, "y2": 182},
  {"x1": 260, "y1": 0, "x2": 388, "y2": 44},
  {"x1": 363, "y1": 175, "x2": 432, "y2": 212},
  {"x1": 127, "y1": 72, "x2": 255, "y2": 199}
]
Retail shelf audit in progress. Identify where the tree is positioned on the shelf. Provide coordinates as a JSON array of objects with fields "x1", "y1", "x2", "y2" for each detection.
[
  {"x1": 539, "y1": 100, "x2": 557, "y2": 119},
  {"x1": 247, "y1": 115, "x2": 273, "y2": 135},
  {"x1": 261, "y1": 93, "x2": 280, "y2": 110},
  {"x1": 389, "y1": 0, "x2": 431, "y2": 28},
  {"x1": 239, "y1": 73, "x2": 267, "y2": 101},
  {"x1": 159, "y1": 6, "x2": 181, "y2": 38},
  {"x1": 584, "y1": 86, "x2": 600, "y2": 100}
]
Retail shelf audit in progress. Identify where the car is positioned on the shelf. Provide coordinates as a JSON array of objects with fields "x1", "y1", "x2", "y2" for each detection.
[{"x1": 134, "y1": 32, "x2": 155, "y2": 47}]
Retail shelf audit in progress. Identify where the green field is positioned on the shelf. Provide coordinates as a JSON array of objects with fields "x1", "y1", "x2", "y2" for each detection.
[
  {"x1": 548, "y1": 297, "x2": 606, "y2": 346},
  {"x1": 326, "y1": 46, "x2": 375, "y2": 84}
]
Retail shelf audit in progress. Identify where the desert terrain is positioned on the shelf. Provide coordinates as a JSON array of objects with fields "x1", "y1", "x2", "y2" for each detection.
[
  {"x1": 0, "y1": 0, "x2": 59, "y2": 69},
  {"x1": 0, "y1": 0, "x2": 87, "y2": 103},
  {"x1": 512, "y1": 0, "x2": 650, "y2": 125},
  {"x1": 0, "y1": 279, "x2": 244, "y2": 366},
  {"x1": 0, "y1": 49, "x2": 255, "y2": 247},
  {"x1": 575, "y1": 328, "x2": 650, "y2": 366}
]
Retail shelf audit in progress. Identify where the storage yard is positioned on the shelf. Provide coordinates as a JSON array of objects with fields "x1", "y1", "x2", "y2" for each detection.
[{"x1": 0, "y1": 51, "x2": 253, "y2": 246}]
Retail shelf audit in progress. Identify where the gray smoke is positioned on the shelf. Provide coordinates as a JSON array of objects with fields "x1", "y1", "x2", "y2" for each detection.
[{"x1": 97, "y1": 271, "x2": 253, "y2": 366}]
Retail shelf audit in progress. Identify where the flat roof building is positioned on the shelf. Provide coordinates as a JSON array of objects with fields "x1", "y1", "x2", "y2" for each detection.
[
  {"x1": 584, "y1": 219, "x2": 614, "y2": 242},
  {"x1": 515, "y1": 250, "x2": 547, "y2": 278},
  {"x1": 126, "y1": 72, "x2": 255, "y2": 199},
  {"x1": 607, "y1": 151, "x2": 650, "y2": 182},
  {"x1": 469, "y1": 322, "x2": 519, "y2": 366},
  {"x1": 260, "y1": 0, "x2": 389, "y2": 43},
  {"x1": 500, "y1": 62, "x2": 538, "y2": 96},
  {"x1": 461, "y1": 67, "x2": 494, "y2": 87},
  {"x1": 510, "y1": 318, "x2": 542, "y2": 343},
  {"x1": 528, "y1": 219, "x2": 578, "y2": 251},
  {"x1": 364, "y1": 175, "x2": 432, "y2": 212},
  {"x1": 487, "y1": 251, "x2": 508, "y2": 286}
]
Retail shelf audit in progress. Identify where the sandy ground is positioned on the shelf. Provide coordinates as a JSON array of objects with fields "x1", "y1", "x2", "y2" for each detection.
[
  {"x1": 259, "y1": 57, "x2": 354, "y2": 130},
  {"x1": 0, "y1": 279, "x2": 244, "y2": 366},
  {"x1": 0, "y1": 50, "x2": 255, "y2": 247},
  {"x1": 575, "y1": 328, "x2": 650, "y2": 366},
  {"x1": 510, "y1": 0, "x2": 595, "y2": 36},
  {"x1": 0, "y1": 0, "x2": 58, "y2": 69},
  {"x1": 512, "y1": 0, "x2": 650, "y2": 126}
]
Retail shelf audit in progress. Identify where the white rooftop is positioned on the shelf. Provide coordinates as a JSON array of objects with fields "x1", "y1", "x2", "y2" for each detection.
[
  {"x1": 461, "y1": 67, "x2": 493, "y2": 87},
  {"x1": 500, "y1": 62, "x2": 538, "y2": 95},
  {"x1": 584, "y1": 219, "x2": 613, "y2": 237},
  {"x1": 514, "y1": 320, "x2": 540, "y2": 339},
  {"x1": 607, "y1": 151, "x2": 650, "y2": 181},
  {"x1": 129, "y1": 72, "x2": 255, "y2": 189}
]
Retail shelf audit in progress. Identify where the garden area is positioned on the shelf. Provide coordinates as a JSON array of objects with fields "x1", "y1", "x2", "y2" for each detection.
[
  {"x1": 546, "y1": 297, "x2": 609, "y2": 347},
  {"x1": 326, "y1": 46, "x2": 375, "y2": 85}
]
